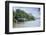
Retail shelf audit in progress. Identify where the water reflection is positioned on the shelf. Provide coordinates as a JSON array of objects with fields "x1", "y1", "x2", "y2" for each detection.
[{"x1": 13, "y1": 18, "x2": 40, "y2": 28}]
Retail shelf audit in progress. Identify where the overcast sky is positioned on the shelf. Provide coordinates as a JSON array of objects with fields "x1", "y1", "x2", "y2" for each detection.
[{"x1": 13, "y1": 7, "x2": 40, "y2": 18}]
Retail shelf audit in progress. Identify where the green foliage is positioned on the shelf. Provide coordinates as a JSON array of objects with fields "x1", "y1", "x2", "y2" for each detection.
[{"x1": 13, "y1": 9, "x2": 35, "y2": 22}]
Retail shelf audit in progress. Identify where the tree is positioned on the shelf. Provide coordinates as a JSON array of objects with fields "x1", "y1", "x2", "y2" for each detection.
[{"x1": 13, "y1": 9, "x2": 35, "y2": 22}]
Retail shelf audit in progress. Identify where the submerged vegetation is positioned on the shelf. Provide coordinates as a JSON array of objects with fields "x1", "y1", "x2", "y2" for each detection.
[{"x1": 13, "y1": 9, "x2": 35, "y2": 22}]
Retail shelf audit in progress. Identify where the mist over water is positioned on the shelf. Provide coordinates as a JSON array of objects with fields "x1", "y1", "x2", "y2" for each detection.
[
  {"x1": 13, "y1": 7, "x2": 40, "y2": 28},
  {"x1": 13, "y1": 18, "x2": 40, "y2": 28}
]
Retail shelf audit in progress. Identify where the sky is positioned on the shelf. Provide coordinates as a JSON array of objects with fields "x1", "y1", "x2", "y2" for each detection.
[{"x1": 13, "y1": 7, "x2": 40, "y2": 18}]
